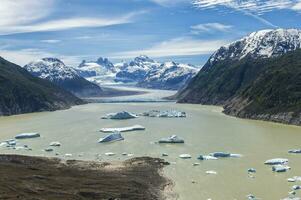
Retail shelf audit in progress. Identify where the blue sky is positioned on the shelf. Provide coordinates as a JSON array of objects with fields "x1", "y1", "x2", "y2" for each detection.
[{"x1": 0, "y1": 0, "x2": 301, "y2": 67}]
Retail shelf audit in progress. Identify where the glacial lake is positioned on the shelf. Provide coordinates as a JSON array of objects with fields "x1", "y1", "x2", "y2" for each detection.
[{"x1": 0, "y1": 89, "x2": 301, "y2": 199}]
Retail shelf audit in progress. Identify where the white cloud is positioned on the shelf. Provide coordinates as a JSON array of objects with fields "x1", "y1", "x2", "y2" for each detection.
[
  {"x1": 0, "y1": 13, "x2": 140, "y2": 36},
  {"x1": 191, "y1": 23, "x2": 232, "y2": 34},
  {"x1": 0, "y1": 48, "x2": 82, "y2": 67},
  {"x1": 192, "y1": 0, "x2": 297, "y2": 14},
  {"x1": 149, "y1": 0, "x2": 188, "y2": 6},
  {"x1": 292, "y1": 1, "x2": 301, "y2": 10},
  {"x1": 191, "y1": 0, "x2": 301, "y2": 27},
  {"x1": 0, "y1": 0, "x2": 54, "y2": 27},
  {"x1": 110, "y1": 37, "x2": 228, "y2": 58},
  {"x1": 0, "y1": 0, "x2": 146, "y2": 35},
  {"x1": 41, "y1": 39, "x2": 61, "y2": 44}
]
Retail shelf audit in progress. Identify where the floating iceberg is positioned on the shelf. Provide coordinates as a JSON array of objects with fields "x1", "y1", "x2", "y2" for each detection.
[
  {"x1": 209, "y1": 152, "x2": 231, "y2": 158},
  {"x1": 247, "y1": 194, "x2": 259, "y2": 200},
  {"x1": 198, "y1": 155, "x2": 218, "y2": 160},
  {"x1": 289, "y1": 149, "x2": 301, "y2": 154},
  {"x1": 101, "y1": 111, "x2": 137, "y2": 120},
  {"x1": 272, "y1": 165, "x2": 291, "y2": 172},
  {"x1": 288, "y1": 177, "x2": 301, "y2": 182},
  {"x1": 292, "y1": 185, "x2": 301, "y2": 190},
  {"x1": 179, "y1": 154, "x2": 191, "y2": 159},
  {"x1": 44, "y1": 148, "x2": 53, "y2": 152},
  {"x1": 100, "y1": 125, "x2": 145, "y2": 133},
  {"x1": 248, "y1": 168, "x2": 257, "y2": 173},
  {"x1": 98, "y1": 132, "x2": 124, "y2": 143},
  {"x1": 142, "y1": 110, "x2": 186, "y2": 118},
  {"x1": 2, "y1": 139, "x2": 17, "y2": 146},
  {"x1": 206, "y1": 170, "x2": 217, "y2": 175},
  {"x1": 264, "y1": 158, "x2": 288, "y2": 165},
  {"x1": 105, "y1": 152, "x2": 115, "y2": 156},
  {"x1": 159, "y1": 135, "x2": 184, "y2": 143},
  {"x1": 49, "y1": 142, "x2": 61, "y2": 147},
  {"x1": 15, "y1": 133, "x2": 40, "y2": 139}
]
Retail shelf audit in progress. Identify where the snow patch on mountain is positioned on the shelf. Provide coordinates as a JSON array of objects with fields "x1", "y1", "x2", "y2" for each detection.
[
  {"x1": 24, "y1": 58, "x2": 78, "y2": 81},
  {"x1": 208, "y1": 28, "x2": 301, "y2": 66}
]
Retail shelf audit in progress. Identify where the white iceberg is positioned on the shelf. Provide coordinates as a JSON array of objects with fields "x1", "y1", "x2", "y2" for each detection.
[
  {"x1": 15, "y1": 133, "x2": 40, "y2": 139},
  {"x1": 102, "y1": 111, "x2": 137, "y2": 120},
  {"x1": 105, "y1": 152, "x2": 115, "y2": 156},
  {"x1": 100, "y1": 125, "x2": 145, "y2": 133},
  {"x1": 44, "y1": 148, "x2": 53, "y2": 152},
  {"x1": 159, "y1": 135, "x2": 184, "y2": 143},
  {"x1": 198, "y1": 155, "x2": 218, "y2": 160},
  {"x1": 264, "y1": 158, "x2": 288, "y2": 165},
  {"x1": 289, "y1": 149, "x2": 301, "y2": 154},
  {"x1": 98, "y1": 132, "x2": 124, "y2": 143},
  {"x1": 49, "y1": 142, "x2": 61, "y2": 147},
  {"x1": 288, "y1": 176, "x2": 301, "y2": 182},
  {"x1": 206, "y1": 170, "x2": 217, "y2": 175},
  {"x1": 209, "y1": 152, "x2": 231, "y2": 158},
  {"x1": 142, "y1": 110, "x2": 186, "y2": 118},
  {"x1": 272, "y1": 165, "x2": 291, "y2": 172},
  {"x1": 179, "y1": 154, "x2": 191, "y2": 159},
  {"x1": 292, "y1": 185, "x2": 301, "y2": 190}
]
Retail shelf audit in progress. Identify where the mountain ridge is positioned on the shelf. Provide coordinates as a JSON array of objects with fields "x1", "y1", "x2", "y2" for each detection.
[
  {"x1": 176, "y1": 28, "x2": 301, "y2": 126},
  {"x1": 0, "y1": 57, "x2": 84, "y2": 116}
]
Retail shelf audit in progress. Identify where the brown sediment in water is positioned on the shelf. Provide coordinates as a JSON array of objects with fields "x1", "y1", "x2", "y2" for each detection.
[{"x1": 0, "y1": 154, "x2": 173, "y2": 200}]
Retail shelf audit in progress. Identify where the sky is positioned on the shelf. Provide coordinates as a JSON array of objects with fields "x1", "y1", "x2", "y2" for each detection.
[{"x1": 0, "y1": 0, "x2": 301, "y2": 67}]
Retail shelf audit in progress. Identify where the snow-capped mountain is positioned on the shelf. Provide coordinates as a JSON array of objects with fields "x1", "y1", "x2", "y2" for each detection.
[
  {"x1": 137, "y1": 61, "x2": 199, "y2": 90},
  {"x1": 76, "y1": 57, "x2": 118, "y2": 84},
  {"x1": 115, "y1": 55, "x2": 161, "y2": 83},
  {"x1": 206, "y1": 29, "x2": 301, "y2": 68},
  {"x1": 24, "y1": 58, "x2": 103, "y2": 97},
  {"x1": 74, "y1": 55, "x2": 199, "y2": 90}
]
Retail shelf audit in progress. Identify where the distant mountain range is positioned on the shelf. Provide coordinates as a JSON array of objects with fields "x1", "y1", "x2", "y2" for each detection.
[
  {"x1": 24, "y1": 58, "x2": 103, "y2": 97},
  {"x1": 176, "y1": 29, "x2": 301, "y2": 126},
  {"x1": 0, "y1": 57, "x2": 84, "y2": 116},
  {"x1": 77, "y1": 55, "x2": 199, "y2": 90}
]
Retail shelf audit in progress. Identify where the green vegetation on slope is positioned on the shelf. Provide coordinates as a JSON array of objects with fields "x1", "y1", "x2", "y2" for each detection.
[
  {"x1": 0, "y1": 57, "x2": 84, "y2": 116},
  {"x1": 177, "y1": 49, "x2": 301, "y2": 125}
]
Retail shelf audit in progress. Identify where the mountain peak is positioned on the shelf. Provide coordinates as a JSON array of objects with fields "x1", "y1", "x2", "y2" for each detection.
[
  {"x1": 134, "y1": 55, "x2": 154, "y2": 63},
  {"x1": 207, "y1": 28, "x2": 301, "y2": 68},
  {"x1": 41, "y1": 57, "x2": 65, "y2": 65}
]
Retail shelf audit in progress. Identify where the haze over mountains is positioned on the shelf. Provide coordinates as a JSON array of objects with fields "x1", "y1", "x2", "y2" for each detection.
[{"x1": 176, "y1": 28, "x2": 301, "y2": 125}]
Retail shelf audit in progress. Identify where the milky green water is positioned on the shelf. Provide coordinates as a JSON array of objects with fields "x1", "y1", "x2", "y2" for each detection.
[{"x1": 0, "y1": 103, "x2": 301, "y2": 200}]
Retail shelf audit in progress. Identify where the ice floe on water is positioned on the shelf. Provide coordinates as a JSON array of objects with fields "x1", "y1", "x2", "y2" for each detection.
[
  {"x1": 105, "y1": 152, "x2": 115, "y2": 156},
  {"x1": 141, "y1": 110, "x2": 186, "y2": 118},
  {"x1": 15, "y1": 133, "x2": 40, "y2": 139},
  {"x1": 272, "y1": 165, "x2": 291, "y2": 172},
  {"x1": 288, "y1": 177, "x2": 301, "y2": 182},
  {"x1": 100, "y1": 125, "x2": 145, "y2": 133},
  {"x1": 98, "y1": 132, "x2": 124, "y2": 143},
  {"x1": 49, "y1": 142, "x2": 61, "y2": 147},
  {"x1": 264, "y1": 158, "x2": 288, "y2": 165},
  {"x1": 206, "y1": 170, "x2": 217, "y2": 175},
  {"x1": 289, "y1": 149, "x2": 301, "y2": 154},
  {"x1": 101, "y1": 111, "x2": 137, "y2": 119},
  {"x1": 179, "y1": 154, "x2": 191, "y2": 159},
  {"x1": 158, "y1": 135, "x2": 184, "y2": 143}
]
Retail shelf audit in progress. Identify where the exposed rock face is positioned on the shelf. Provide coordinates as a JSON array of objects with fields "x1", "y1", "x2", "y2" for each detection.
[
  {"x1": 0, "y1": 57, "x2": 84, "y2": 116},
  {"x1": 176, "y1": 29, "x2": 301, "y2": 126},
  {"x1": 24, "y1": 58, "x2": 103, "y2": 97}
]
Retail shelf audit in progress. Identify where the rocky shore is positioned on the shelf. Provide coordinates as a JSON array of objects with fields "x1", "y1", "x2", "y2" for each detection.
[{"x1": 0, "y1": 155, "x2": 172, "y2": 200}]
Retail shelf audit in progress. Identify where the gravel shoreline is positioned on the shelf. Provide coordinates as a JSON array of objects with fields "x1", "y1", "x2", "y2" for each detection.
[{"x1": 0, "y1": 154, "x2": 173, "y2": 200}]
